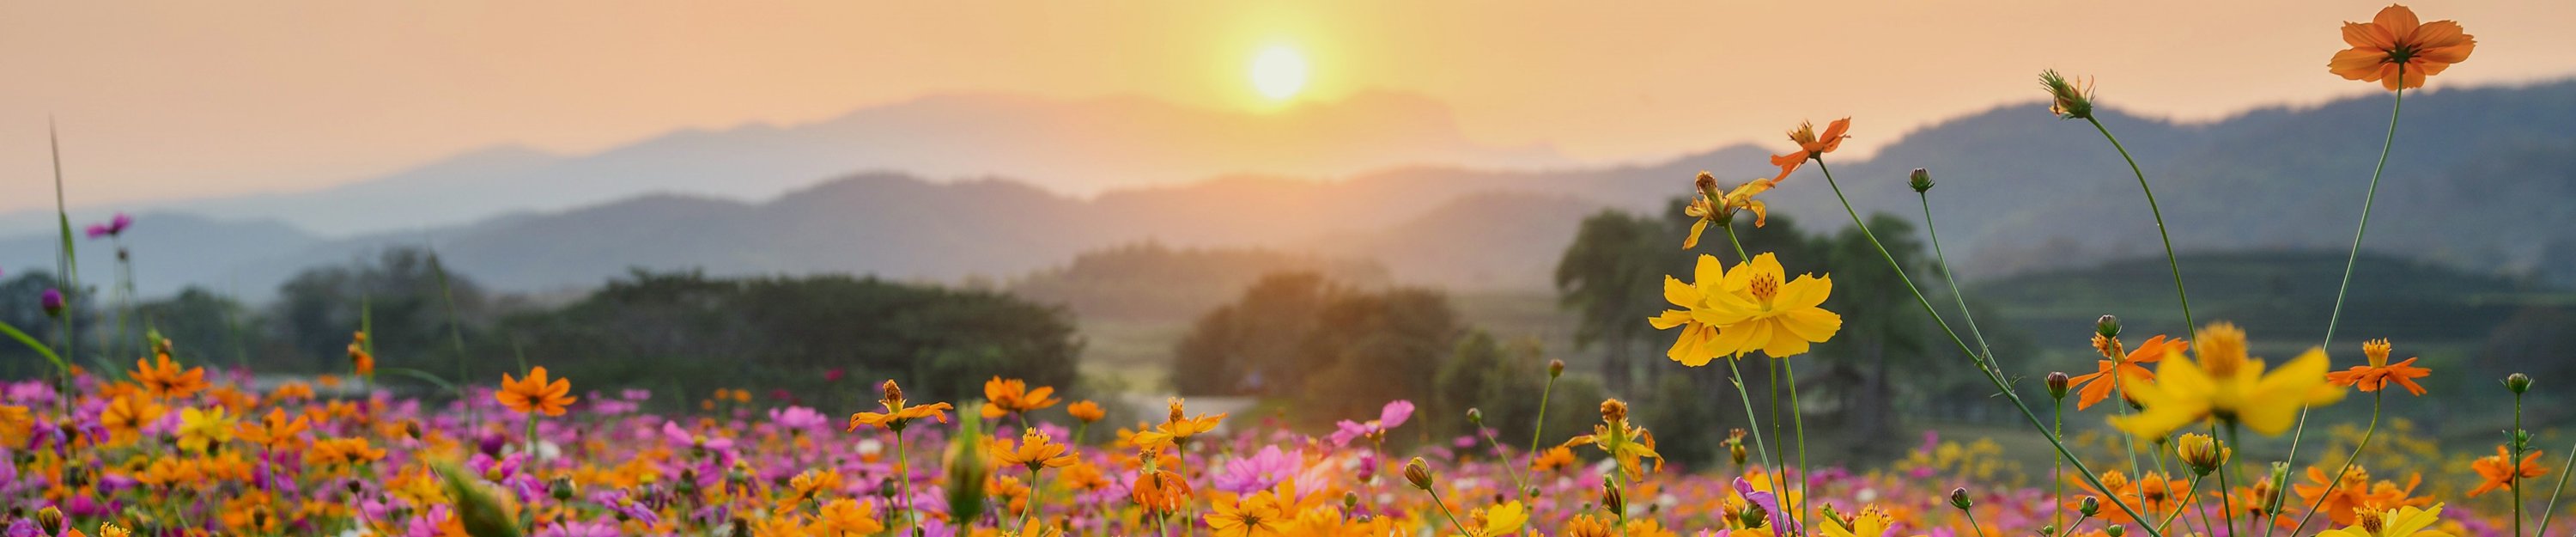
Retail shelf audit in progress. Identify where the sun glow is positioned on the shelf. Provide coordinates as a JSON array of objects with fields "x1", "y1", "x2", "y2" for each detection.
[{"x1": 1249, "y1": 45, "x2": 1309, "y2": 102}]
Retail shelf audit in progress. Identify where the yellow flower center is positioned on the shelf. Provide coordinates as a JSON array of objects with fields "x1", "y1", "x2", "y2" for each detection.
[
  {"x1": 2356, "y1": 506, "x2": 2386, "y2": 535},
  {"x1": 2363, "y1": 339, "x2": 2391, "y2": 367},
  {"x1": 1748, "y1": 273, "x2": 1780, "y2": 306},
  {"x1": 1786, "y1": 122, "x2": 1818, "y2": 145}
]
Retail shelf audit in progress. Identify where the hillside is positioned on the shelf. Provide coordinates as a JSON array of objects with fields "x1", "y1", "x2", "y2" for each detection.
[{"x1": 5, "y1": 79, "x2": 2575, "y2": 296}]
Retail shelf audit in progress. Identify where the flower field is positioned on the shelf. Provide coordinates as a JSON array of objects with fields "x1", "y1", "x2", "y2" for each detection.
[{"x1": 3, "y1": 3, "x2": 2566, "y2": 537}]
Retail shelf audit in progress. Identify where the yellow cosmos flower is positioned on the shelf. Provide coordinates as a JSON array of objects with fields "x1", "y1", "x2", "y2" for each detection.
[
  {"x1": 2320, "y1": 503, "x2": 2453, "y2": 537},
  {"x1": 2110, "y1": 323, "x2": 2345, "y2": 438},
  {"x1": 1649, "y1": 254, "x2": 1729, "y2": 366},
  {"x1": 1820, "y1": 506, "x2": 1893, "y2": 537},
  {"x1": 1454, "y1": 500, "x2": 1527, "y2": 537},
  {"x1": 1700, "y1": 253, "x2": 1841, "y2": 359},
  {"x1": 176, "y1": 406, "x2": 238, "y2": 453}
]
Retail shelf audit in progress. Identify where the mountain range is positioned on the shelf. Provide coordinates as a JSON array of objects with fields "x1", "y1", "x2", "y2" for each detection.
[{"x1": 4, "y1": 79, "x2": 2573, "y2": 298}]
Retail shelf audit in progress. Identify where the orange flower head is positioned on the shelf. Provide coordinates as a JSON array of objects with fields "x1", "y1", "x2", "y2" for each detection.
[
  {"x1": 2329, "y1": 4, "x2": 2474, "y2": 91},
  {"x1": 2326, "y1": 338, "x2": 2433, "y2": 395},
  {"x1": 848, "y1": 379, "x2": 952, "y2": 432},
  {"x1": 1765, "y1": 118, "x2": 1850, "y2": 183},
  {"x1": 979, "y1": 377, "x2": 1061, "y2": 419},
  {"x1": 495, "y1": 366, "x2": 577, "y2": 416},
  {"x1": 994, "y1": 428, "x2": 1078, "y2": 471},
  {"x1": 131, "y1": 353, "x2": 209, "y2": 400},
  {"x1": 2067, "y1": 334, "x2": 2187, "y2": 410},
  {"x1": 1066, "y1": 400, "x2": 1106, "y2": 423},
  {"x1": 2469, "y1": 445, "x2": 2546, "y2": 497}
]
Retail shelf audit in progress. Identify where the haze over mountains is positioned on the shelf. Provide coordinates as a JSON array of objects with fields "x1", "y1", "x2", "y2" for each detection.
[{"x1": 4, "y1": 79, "x2": 2573, "y2": 298}]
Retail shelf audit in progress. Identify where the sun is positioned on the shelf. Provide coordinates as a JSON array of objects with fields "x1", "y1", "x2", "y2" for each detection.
[{"x1": 1249, "y1": 45, "x2": 1309, "y2": 101}]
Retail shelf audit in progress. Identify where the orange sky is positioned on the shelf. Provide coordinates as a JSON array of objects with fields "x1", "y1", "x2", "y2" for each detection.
[{"x1": 3, "y1": 1, "x2": 2572, "y2": 213}]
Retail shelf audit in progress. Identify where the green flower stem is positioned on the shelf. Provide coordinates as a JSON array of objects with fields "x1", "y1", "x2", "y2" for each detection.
[
  {"x1": 2055, "y1": 397, "x2": 2067, "y2": 532},
  {"x1": 1426, "y1": 486, "x2": 1476, "y2": 536},
  {"x1": 1518, "y1": 367, "x2": 1560, "y2": 496},
  {"x1": 895, "y1": 427, "x2": 922, "y2": 534},
  {"x1": 1961, "y1": 502, "x2": 1993, "y2": 537},
  {"x1": 1915, "y1": 193, "x2": 2000, "y2": 375},
  {"x1": 2081, "y1": 117, "x2": 2194, "y2": 331},
  {"x1": 2154, "y1": 473, "x2": 2208, "y2": 536},
  {"x1": 2515, "y1": 388, "x2": 2527, "y2": 537},
  {"x1": 2283, "y1": 391, "x2": 2382, "y2": 537},
  {"x1": 1814, "y1": 159, "x2": 2165, "y2": 537},
  {"x1": 1724, "y1": 226, "x2": 1797, "y2": 531},
  {"x1": 1786, "y1": 357, "x2": 1814, "y2": 531},
  {"x1": 2535, "y1": 440, "x2": 2576, "y2": 537},
  {"x1": 2214, "y1": 424, "x2": 2239, "y2": 537},
  {"x1": 2278, "y1": 69, "x2": 2409, "y2": 514}
]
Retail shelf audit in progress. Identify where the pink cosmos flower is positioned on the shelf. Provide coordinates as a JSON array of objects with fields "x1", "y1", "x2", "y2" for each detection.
[
  {"x1": 1327, "y1": 400, "x2": 1413, "y2": 447},
  {"x1": 83, "y1": 213, "x2": 131, "y2": 240}
]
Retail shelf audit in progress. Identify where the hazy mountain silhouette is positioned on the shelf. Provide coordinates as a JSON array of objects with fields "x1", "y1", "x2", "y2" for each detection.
[
  {"x1": 3, "y1": 91, "x2": 1569, "y2": 237},
  {"x1": 6, "y1": 79, "x2": 2573, "y2": 297}
]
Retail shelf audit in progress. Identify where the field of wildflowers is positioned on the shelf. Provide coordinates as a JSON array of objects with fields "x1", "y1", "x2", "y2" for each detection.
[{"x1": 0, "y1": 4, "x2": 2563, "y2": 537}]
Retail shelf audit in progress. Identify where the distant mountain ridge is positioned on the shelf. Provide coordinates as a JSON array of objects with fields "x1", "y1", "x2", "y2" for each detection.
[
  {"x1": 0, "y1": 91, "x2": 1569, "y2": 237},
  {"x1": 5, "y1": 79, "x2": 2573, "y2": 297}
]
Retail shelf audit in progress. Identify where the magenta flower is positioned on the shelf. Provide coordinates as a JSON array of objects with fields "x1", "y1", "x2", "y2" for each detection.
[
  {"x1": 1328, "y1": 400, "x2": 1413, "y2": 447},
  {"x1": 39, "y1": 289, "x2": 64, "y2": 317},
  {"x1": 83, "y1": 213, "x2": 131, "y2": 240}
]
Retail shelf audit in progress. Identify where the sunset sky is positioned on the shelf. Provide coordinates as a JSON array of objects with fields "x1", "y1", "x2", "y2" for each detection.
[{"x1": 3, "y1": 1, "x2": 2573, "y2": 214}]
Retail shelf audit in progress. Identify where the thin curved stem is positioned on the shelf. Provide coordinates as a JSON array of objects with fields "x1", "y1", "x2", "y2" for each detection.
[
  {"x1": 2323, "y1": 71, "x2": 2404, "y2": 350},
  {"x1": 2536, "y1": 439, "x2": 2576, "y2": 537},
  {"x1": 1427, "y1": 487, "x2": 1475, "y2": 536},
  {"x1": 1725, "y1": 225, "x2": 1797, "y2": 530},
  {"x1": 2083, "y1": 118, "x2": 2194, "y2": 331},
  {"x1": 1814, "y1": 159, "x2": 2165, "y2": 537},
  {"x1": 2154, "y1": 473, "x2": 2208, "y2": 536},
  {"x1": 2284, "y1": 391, "x2": 2382, "y2": 536},
  {"x1": 1521, "y1": 369, "x2": 1558, "y2": 496},
  {"x1": 1787, "y1": 357, "x2": 1814, "y2": 533},
  {"x1": 2276, "y1": 75, "x2": 2408, "y2": 519},
  {"x1": 895, "y1": 430, "x2": 922, "y2": 534},
  {"x1": 1726, "y1": 358, "x2": 1781, "y2": 507}
]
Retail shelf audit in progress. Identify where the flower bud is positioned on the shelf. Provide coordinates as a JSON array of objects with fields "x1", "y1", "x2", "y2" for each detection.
[
  {"x1": 1737, "y1": 502, "x2": 1769, "y2": 528},
  {"x1": 1342, "y1": 491, "x2": 1359, "y2": 510},
  {"x1": 1909, "y1": 168, "x2": 1935, "y2": 192},
  {"x1": 2041, "y1": 70, "x2": 2096, "y2": 120},
  {"x1": 2096, "y1": 314, "x2": 2121, "y2": 338},
  {"x1": 2176, "y1": 433, "x2": 2230, "y2": 476},
  {"x1": 39, "y1": 288, "x2": 64, "y2": 317},
  {"x1": 1465, "y1": 408, "x2": 1484, "y2": 427},
  {"x1": 548, "y1": 476, "x2": 577, "y2": 501},
  {"x1": 35, "y1": 506, "x2": 64, "y2": 534},
  {"x1": 2042, "y1": 525, "x2": 2059, "y2": 537},
  {"x1": 2506, "y1": 373, "x2": 2532, "y2": 394},
  {"x1": 1549, "y1": 359, "x2": 1565, "y2": 379},
  {"x1": 1949, "y1": 487, "x2": 1973, "y2": 510},
  {"x1": 1603, "y1": 479, "x2": 1627, "y2": 516},
  {"x1": 2045, "y1": 372, "x2": 2071, "y2": 400},
  {"x1": 1403, "y1": 457, "x2": 1434, "y2": 490},
  {"x1": 2106, "y1": 525, "x2": 2126, "y2": 537},
  {"x1": 2080, "y1": 495, "x2": 2100, "y2": 516}
]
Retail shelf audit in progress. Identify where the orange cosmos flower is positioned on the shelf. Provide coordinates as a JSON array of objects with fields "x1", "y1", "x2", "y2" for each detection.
[
  {"x1": 993, "y1": 428, "x2": 1078, "y2": 471},
  {"x1": 848, "y1": 379, "x2": 952, "y2": 431},
  {"x1": 979, "y1": 377, "x2": 1061, "y2": 419},
  {"x1": 495, "y1": 366, "x2": 576, "y2": 416},
  {"x1": 2293, "y1": 465, "x2": 2429, "y2": 527},
  {"x1": 1132, "y1": 397, "x2": 1225, "y2": 449},
  {"x1": 2067, "y1": 334, "x2": 2189, "y2": 410},
  {"x1": 2468, "y1": 445, "x2": 2545, "y2": 497},
  {"x1": 130, "y1": 353, "x2": 209, "y2": 400},
  {"x1": 1066, "y1": 400, "x2": 1106, "y2": 423},
  {"x1": 2329, "y1": 4, "x2": 2474, "y2": 91},
  {"x1": 1766, "y1": 118, "x2": 1850, "y2": 183},
  {"x1": 2325, "y1": 339, "x2": 2433, "y2": 395}
]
